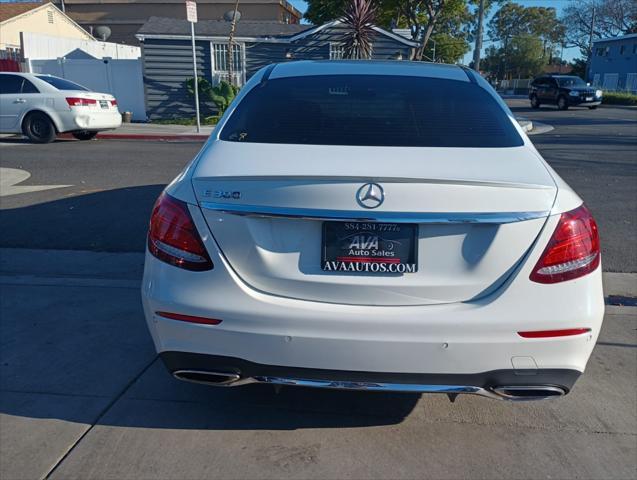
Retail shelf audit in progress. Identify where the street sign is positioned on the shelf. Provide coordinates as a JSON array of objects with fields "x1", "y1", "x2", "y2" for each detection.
[{"x1": 186, "y1": 0, "x2": 197, "y2": 23}]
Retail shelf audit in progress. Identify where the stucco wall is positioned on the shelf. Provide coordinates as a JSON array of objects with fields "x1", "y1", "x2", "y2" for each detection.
[
  {"x1": 0, "y1": 4, "x2": 92, "y2": 50},
  {"x1": 589, "y1": 36, "x2": 637, "y2": 91}
]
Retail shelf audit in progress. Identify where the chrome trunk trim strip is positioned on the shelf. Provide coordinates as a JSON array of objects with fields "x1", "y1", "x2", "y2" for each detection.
[{"x1": 200, "y1": 202, "x2": 549, "y2": 224}]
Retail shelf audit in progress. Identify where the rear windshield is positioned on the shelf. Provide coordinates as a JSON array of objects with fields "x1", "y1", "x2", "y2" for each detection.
[
  {"x1": 220, "y1": 75, "x2": 523, "y2": 148},
  {"x1": 36, "y1": 75, "x2": 89, "y2": 91}
]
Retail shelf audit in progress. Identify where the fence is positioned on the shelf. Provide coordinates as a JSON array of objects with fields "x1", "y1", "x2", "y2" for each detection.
[
  {"x1": 591, "y1": 72, "x2": 637, "y2": 93},
  {"x1": 21, "y1": 32, "x2": 140, "y2": 61},
  {"x1": 498, "y1": 78, "x2": 532, "y2": 95},
  {"x1": 30, "y1": 58, "x2": 147, "y2": 121}
]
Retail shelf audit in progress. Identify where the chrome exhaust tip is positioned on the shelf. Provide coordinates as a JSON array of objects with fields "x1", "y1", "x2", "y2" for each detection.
[
  {"x1": 173, "y1": 369, "x2": 241, "y2": 386},
  {"x1": 492, "y1": 385, "x2": 566, "y2": 401}
]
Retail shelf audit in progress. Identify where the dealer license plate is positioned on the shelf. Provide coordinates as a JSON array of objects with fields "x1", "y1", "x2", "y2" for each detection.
[{"x1": 321, "y1": 222, "x2": 418, "y2": 273}]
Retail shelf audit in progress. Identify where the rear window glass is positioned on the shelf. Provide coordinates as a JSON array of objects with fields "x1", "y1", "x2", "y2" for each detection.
[
  {"x1": 220, "y1": 75, "x2": 523, "y2": 148},
  {"x1": 36, "y1": 75, "x2": 89, "y2": 91}
]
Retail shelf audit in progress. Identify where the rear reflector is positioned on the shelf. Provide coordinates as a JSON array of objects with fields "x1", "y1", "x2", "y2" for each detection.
[
  {"x1": 156, "y1": 311, "x2": 222, "y2": 325},
  {"x1": 530, "y1": 204, "x2": 600, "y2": 284},
  {"x1": 518, "y1": 328, "x2": 591, "y2": 338},
  {"x1": 66, "y1": 97, "x2": 97, "y2": 107},
  {"x1": 148, "y1": 193, "x2": 213, "y2": 271}
]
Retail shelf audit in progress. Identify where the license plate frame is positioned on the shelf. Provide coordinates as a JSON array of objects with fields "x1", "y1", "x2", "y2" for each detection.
[
  {"x1": 321, "y1": 221, "x2": 418, "y2": 273},
  {"x1": 99, "y1": 100, "x2": 109, "y2": 109},
  {"x1": 585, "y1": 97, "x2": 593, "y2": 102}
]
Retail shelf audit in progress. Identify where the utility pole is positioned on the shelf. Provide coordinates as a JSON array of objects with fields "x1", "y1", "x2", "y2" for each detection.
[
  {"x1": 472, "y1": 0, "x2": 485, "y2": 71},
  {"x1": 186, "y1": 0, "x2": 200, "y2": 133},
  {"x1": 586, "y1": 7, "x2": 596, "y2": 81},
  {"x1": 227, "y1": 0, "x2": 240, "y2": 86}
]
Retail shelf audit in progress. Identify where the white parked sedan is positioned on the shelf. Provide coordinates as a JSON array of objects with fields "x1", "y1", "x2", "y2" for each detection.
[
  {"x1": 141, "y1": 61, "x2": 604, "y2": 401},
  {"x1": 0, "y1": 72, "x2": 121, "y2": 143}
]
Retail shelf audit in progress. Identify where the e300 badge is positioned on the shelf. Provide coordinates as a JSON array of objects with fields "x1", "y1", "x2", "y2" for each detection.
[{"x1": 203, "y1": 190, "x2": 242, "y2": 200}]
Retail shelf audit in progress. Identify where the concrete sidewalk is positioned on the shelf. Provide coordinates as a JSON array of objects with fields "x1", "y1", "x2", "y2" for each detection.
[
  {"x1": 1, "y1": 248, "x2": 635, "y2": 479},
  {"x1": 97, "y1": 122, "x2": 213, "y2": 141}
]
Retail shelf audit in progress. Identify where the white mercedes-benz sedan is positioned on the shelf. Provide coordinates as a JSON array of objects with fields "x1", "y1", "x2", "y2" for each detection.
[
  {"x1": 0, "y1": 72, "x2": 121, "y2": 143},
  {"x1": 141, "y1": 61, "x2": 604, "y2": 401}
]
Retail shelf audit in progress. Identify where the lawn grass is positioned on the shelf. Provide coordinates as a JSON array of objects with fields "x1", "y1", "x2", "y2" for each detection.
[{"x1": 602, "y1": 91, "x2": 637, "y2": 105}]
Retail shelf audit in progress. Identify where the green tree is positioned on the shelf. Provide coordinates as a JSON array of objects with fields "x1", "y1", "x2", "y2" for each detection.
[
  {"x1": 185, "y1": 78, "x2": 239, "y2": 114},
  {"x1": 562, "y1": 0, "x2": 637, "y2": 61},
  {"x1": 305, "y1": 0, "x2": 472, "y2": 61},
  {"x1": 488, "y1": 3, "x2": 564, "y2": 58},
  {"x1": 506, "y1": 34, "x2": 545, "y2": 78},
  {"x1": 485, "y1": 2, "x2": 565, "y2": 79},
  {"x1": 388, "y1": 0, "x2": 471, "y2": 60},
  {"x1": 423, "y1": 33, "x2": 471, "y2": 63},
  {"x1": 569, "y1": 57, "x2": 588, "y2": 78}
]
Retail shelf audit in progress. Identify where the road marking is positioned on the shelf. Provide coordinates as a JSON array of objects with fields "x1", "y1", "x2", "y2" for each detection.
[{"x1": 0, "y1": 167, "x2": 71, "y2": 197}]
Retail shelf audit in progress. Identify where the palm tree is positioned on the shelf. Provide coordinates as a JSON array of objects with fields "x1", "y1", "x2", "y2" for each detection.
[{"x1": 342, "y1": 0, "x2": 376, "y2": 60}]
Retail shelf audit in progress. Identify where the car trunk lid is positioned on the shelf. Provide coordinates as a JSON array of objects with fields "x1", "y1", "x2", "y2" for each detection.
[{"x1": 193, "y1": 141, "x2": 556, "y2": 306}]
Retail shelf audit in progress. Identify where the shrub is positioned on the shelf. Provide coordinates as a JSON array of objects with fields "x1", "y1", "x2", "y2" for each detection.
[
  {"x1": 602, "y1": 92, "x2": 637, "y2": 106},
  {"x1": 185, "y1": 78, "x2": 239, "y2": 114}
]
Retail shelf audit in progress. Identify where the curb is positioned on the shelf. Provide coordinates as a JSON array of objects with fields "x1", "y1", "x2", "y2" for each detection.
[
  {"x1": 517, "y1": 119, "x2": 533, "y2": 132},
  {"x1": 95, "y1": 133, "x2": 209, "y2": 141},
  {"x1": 526, "y1": 121, "x2": 554, "y2": 135}
]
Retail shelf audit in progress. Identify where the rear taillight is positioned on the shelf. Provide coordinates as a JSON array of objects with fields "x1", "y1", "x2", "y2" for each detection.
[
  {"x1": 530, "y1": 204, "x2": 600, "y2": 284},
  {"x1": 110, "y1": 99, "x2": 118, "y2": 107},
  {"x1": 148, "y1": 193, "x2": 213, "y2": 271},
  {"x1": 66, "y1": 97, "x2": 97, "y2": 107}
]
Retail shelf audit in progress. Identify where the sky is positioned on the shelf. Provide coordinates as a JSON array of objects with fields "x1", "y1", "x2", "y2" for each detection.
[{"x1": 288, "y1": 0, "x2": 581, "y2": 64}]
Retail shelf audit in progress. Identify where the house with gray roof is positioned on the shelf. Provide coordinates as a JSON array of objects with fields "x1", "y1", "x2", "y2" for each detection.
[{"x1": 136, "y1": 17, "x2": 419, "y2": 120}]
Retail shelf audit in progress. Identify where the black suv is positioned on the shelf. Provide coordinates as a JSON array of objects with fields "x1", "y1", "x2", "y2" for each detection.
[{"x1": 529, "y1": 75, "x2": 602, "y2": 110}]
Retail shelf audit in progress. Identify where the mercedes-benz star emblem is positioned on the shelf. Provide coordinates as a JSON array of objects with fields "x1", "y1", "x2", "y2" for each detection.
[{"x1": 357, "y1": 183, "x2": 385, "y2": 209}]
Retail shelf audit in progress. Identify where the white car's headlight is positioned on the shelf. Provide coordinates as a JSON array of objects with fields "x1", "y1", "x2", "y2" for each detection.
[
  {"x1": 596, "y1": 90, "x2": 603, "y2": 97},
  {"x1": 569, "y1": 91, "x2": 580, "y2": 97}
]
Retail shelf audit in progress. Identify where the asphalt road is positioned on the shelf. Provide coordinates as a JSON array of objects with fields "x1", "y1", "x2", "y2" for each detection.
[
  {"x1": 1, "y1": 101, "x2": 636, "y2": 271},
  {"x1": 507, "y1": 99, "x2": 637, "y2": 273}
]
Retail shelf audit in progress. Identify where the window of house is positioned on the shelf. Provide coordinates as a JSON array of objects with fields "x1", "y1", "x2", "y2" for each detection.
[
  {"x1": 47, "y1": 10, "x2": 54, "y2": 23},
  {"x1": 605, "y1": 46, "x2": 610, "y2": 56},
  {"x1": 620, "y1": 45, "x2": 626, "y2": 55},
  {"x1": 633, "y1": 44, "x2": 637, "y2": 54},
  {"x1": 212, "y1": 43, "x2": 244, "y2": 85},
  {"x1": 329, "y1": 43, "x2": 345, "y2": 60},
  {"x1": 212, "y1": 43, "x2": 243, "y2": 72},
  {"x1": 596, "y1": 47, "x2": 604, "y2": 56}
]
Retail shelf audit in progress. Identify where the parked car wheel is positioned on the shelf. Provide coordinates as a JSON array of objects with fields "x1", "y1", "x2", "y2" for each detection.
[
  {"x1": 72, "y1": 131, "x2": 98, "y2": 141},
  {"x1": 22, "y1": 111, "x2": 57, "y2": 144},
  {"x1": 588, "y1": 106, "x2": 598, "y2": 110},
  {"x1": 557, "y1": 96, "x2": 569, "y2": 110},
  {"x1": 530, "y1": 95, "x2": 540, "y2": 109}
]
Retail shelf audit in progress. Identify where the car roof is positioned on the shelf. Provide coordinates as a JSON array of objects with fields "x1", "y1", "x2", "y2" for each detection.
[{"x1": 269, "y1": 60, "x2": 471, "y2": 82}]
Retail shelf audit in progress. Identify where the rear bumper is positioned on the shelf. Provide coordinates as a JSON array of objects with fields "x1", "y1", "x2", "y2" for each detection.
[
  {"x1": 57, "y1": 110, "x2": 122, "y2": 132},
  {"x1": 142, "y1": 207, "x2": 605, "y2": 389},
  {"x1": 160, "y1": 351, "x2": 581, "y2": 400}
]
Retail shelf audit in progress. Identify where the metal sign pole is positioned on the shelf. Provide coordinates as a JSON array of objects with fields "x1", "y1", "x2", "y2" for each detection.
[{"x1": 186, "y1": 1, "x2": 200, "y2": 132}]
